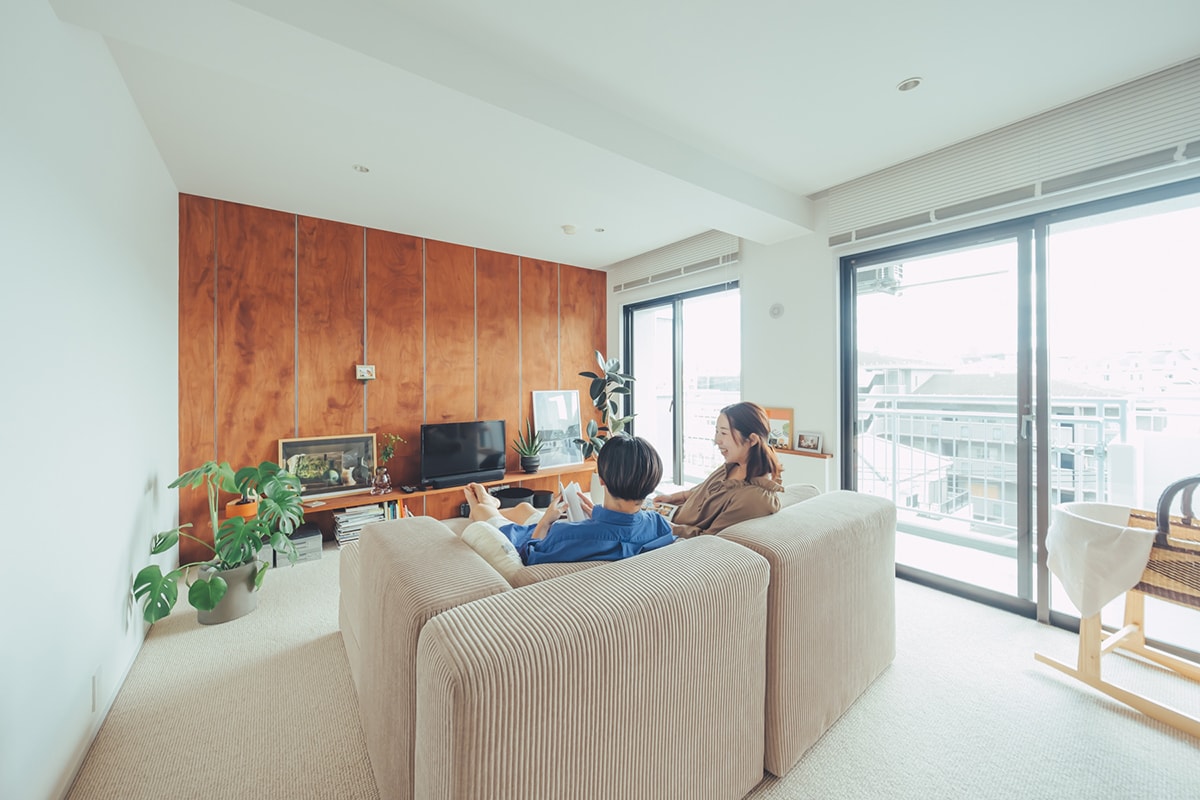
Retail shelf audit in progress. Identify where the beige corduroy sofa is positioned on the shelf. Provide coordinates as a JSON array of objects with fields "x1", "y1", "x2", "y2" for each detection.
[{"x1": 338, "y1": 487, "x2": 896, "y2": 800}]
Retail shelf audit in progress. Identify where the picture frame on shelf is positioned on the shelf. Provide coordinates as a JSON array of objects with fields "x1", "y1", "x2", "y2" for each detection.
[
  {"x1": 278, "y1": 433, "x2": 377, "y2": 497},
  {"x1": 762, "y1": 407, "x2": 794, "y2": 450},
  {"x1": 794, "y1": 431, "x2": 822, "y2": 454},
  {"x1": 532, "y1": 389, "x2": 585, "y2": 468}
]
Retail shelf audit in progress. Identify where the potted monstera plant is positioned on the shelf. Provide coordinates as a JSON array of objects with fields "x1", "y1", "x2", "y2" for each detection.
[{"x1": 133, "y1": 460, "x2": 305, "y2": 625}]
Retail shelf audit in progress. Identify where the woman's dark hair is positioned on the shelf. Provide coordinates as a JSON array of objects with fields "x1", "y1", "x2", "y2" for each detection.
[
  {"x1": 720, "y1": 401, "x2": 783, "y2": 482},
  {"x1": 596, "y1": 434, "x2": 663, "y2": 501}
]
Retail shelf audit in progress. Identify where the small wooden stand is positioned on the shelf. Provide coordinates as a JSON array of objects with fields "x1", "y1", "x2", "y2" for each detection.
[{"x1": 1035, "y1": 589, "x2": 1200, "y2": 738}]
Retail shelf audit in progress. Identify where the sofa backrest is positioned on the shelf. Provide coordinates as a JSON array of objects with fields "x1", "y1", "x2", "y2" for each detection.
[
  {"x1": 357, "y1": 516, "x2": 510, "y2": 800},
  {"x1": 413, "y1": 536, "x2": 771, "y2": 800}
]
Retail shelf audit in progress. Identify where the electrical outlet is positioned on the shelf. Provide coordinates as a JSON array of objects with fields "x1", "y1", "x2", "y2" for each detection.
[{"x1": 355, "y1": 364, "x2": 376, "y2": 380}]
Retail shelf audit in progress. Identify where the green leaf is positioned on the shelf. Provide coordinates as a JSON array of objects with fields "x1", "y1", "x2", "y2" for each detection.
[
  {"x1": 253, "y1": 562, "x2": 269, "y2": 590},
  {"x1": 579, "y1": 371, "x2": 601, "y2": 380},
  {"x1": 133, "y1": 565, "x2": 182, "y2": 623},
  {"x1": 149, "y1": 526, "x2": 184, "y2": 555},
  {"x1": 270, "y1": 531, "x2": 299, "y2": 565},
  {"x1": 188, "y1": 573, "x2": 228, "y2": 611}
]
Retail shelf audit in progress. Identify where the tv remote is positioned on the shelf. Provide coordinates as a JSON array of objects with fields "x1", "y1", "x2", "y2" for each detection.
[{"x1": 401, "y1": 485, "x2": 417, "y2": 493}]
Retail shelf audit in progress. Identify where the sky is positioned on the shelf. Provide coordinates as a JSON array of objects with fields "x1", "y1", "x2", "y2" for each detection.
[{"x1": 857, "y1": 199, "x2": 1200, "y2": 363}]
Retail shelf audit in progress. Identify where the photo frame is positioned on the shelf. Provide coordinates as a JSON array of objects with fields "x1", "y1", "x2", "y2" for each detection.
[
  {"x1": 762, "y1": 407, "x2": 794, "y2": 450},
  {"x1": 794, "y1": 431, "x2": 823, "y2": 454},
  {"x1": 532, "y1": 389, "x2": 584, "y2": 468},
  {"x1": 278, "y1": 433, "x2": 377, "y2": 497}
]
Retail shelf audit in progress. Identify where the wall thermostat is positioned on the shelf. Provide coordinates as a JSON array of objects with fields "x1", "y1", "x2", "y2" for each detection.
[{"x1": 355, "y1": 364, "x2": 376, "y2": 380}]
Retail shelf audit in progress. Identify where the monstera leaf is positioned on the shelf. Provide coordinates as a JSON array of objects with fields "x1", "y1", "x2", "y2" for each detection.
[{"x1": 133, "y1": 565, "x2": 181, "y2": 624}]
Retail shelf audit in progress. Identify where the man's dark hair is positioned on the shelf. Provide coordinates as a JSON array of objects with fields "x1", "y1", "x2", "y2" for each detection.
[{"x1": 595, "y1": 434, "x2": 662, "y2": 501}]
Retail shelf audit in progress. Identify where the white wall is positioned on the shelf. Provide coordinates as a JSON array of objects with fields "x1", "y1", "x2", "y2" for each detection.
[
  {"x1": 0, "y1": 4, "x2": 178, "y2": 799},
  {"x1": 605, "y1": 212, "x2": 844, "y2": 490},
  {"x1": 738, "y1": 217, "x2": 841, "y2": 489}
]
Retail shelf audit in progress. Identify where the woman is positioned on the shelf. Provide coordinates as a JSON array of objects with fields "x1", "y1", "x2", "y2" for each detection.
[{"x1": 653, "y1": 401, "x2": 784, "y2": 538}]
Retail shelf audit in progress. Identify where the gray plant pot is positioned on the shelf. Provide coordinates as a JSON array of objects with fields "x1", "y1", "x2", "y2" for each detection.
[
  {"x1": 520, "y1": 455, "x2": 540, "y2": 474},
  {"x1": 196, "y1": 561, "x2": 260, "y2": 625}
]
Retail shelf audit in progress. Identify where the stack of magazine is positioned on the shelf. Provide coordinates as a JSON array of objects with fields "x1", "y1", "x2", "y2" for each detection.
[{"x1": 333, "y1": 504, "x2": 388, "y2": 546}]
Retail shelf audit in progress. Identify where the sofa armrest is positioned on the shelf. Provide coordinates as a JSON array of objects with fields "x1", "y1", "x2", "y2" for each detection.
[
  {"x1": 358, "y1": 517, "x2": 510, "y2": 800},
  {"x1": 414, "y1": 537, "x2": 770, "y2": 800},
  {"x1": 720, "y1": 490, "x2": 896, "y2": 775}
]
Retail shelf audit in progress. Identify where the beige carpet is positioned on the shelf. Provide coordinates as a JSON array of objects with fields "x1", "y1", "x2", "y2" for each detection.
[{"x1": 67, "y1": 545, "x2": 1198, "y2": 799}]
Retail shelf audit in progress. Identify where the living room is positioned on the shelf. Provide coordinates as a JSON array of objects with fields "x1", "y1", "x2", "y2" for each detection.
[{"x1": 6, "y1": 2, "x2": 1200, "y2": 799}]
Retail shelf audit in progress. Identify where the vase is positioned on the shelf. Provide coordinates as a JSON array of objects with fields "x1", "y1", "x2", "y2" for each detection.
[
  {"x1": 520, "y1": 455, "x2": 540, "y2": 474},
  {"x1": 225, "y1": 498, "x2": 259, "y2": 519},
  {"x1": 196, "y1": 561, "x2": 259, "y2": 625},
  {"x1": 371, "y1": 467, "x2": 392, "y2": 494}
]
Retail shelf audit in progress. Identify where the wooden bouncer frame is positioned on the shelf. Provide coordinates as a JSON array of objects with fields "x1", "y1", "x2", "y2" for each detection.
[{"x1": 1036, "y1": 477, "x2": 1200, "y2": 739}]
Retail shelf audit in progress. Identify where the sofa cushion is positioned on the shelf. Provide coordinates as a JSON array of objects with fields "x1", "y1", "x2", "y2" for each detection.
[
  {"x1": 780, "y1": 482, "x2": 820, "y2": 508},
  {"x1": 461, "y1": 521, "x2": 523, "y2": 582}
]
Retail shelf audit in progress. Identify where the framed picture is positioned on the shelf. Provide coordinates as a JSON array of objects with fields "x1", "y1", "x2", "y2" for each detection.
[
  {"x1": 794, "y1": 431, "x2": 823, "y2": 454},
  {"x1": 532, "y1": 389, "x2": 584, "y2": 468},
  {"x1": 762, "y1": 407, "x2": 794, "y2": 450},
  {"x1": 278, "y1": 433, "x2": 377, "y2": 497}
]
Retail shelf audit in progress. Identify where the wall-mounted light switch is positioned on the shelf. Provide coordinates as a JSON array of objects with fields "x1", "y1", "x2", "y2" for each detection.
[{"x1": 355, "y1": 364, "x2": 376, "y2": 380}]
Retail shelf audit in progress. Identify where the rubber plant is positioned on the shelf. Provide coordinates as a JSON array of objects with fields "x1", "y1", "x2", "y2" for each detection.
[
  {"x1": 574, "y1": 349, "x2": 635, "y2": 458},
  {"x1": 133, "y1": 460, "x2": 305, "y2": 624}
]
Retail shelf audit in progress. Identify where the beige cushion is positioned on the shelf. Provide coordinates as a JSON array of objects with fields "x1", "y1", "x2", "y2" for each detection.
[
  {"x1": 780, "y1": 482, "x2": 821, "y2": 508},
  {"x1": 460, "y1": 521, "x2": 523, "y2": 582}
]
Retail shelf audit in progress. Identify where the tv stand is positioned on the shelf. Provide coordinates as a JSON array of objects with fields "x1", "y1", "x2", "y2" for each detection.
[{"x1": 297, "y1": 462, "x2": 597, "y2": 535}]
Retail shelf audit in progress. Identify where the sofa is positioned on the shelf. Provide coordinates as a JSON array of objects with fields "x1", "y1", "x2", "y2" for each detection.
[{"x1": 338, "y1": 486, "x2": 896, "y2": 799}]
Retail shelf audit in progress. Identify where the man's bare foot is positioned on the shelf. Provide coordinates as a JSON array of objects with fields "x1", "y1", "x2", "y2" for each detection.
[{"x1": 463, "y1": 482, "x2": 500, "y2": 509}]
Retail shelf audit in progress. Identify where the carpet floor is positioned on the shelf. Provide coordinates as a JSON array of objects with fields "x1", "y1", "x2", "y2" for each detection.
[{"x1": 66, "y1": 544, "x2": 1198, "y2": 799}]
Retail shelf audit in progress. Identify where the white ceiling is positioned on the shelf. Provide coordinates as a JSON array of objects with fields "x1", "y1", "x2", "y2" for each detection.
[{"x1": 51, "y1": 0, "x2": 1200, "y2": 269}]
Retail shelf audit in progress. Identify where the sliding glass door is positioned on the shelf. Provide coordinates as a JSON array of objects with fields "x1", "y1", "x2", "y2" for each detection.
[
  {"x1": 624, "y1": 283, "x2": 740, "y2": 487},
  {"x1": 1042, "y1": 190, "x2": 1200, "y2": 651},
  {"x1": 849, "y1": 236, "x2": 1033, "y2": 601},
  {"x1": 842, "y1": 176, "x2": 1200, "y2": 645}
]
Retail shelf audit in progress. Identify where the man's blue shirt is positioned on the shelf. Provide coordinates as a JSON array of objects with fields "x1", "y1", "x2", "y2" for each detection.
[{"x1": 498, "y1": 505, "x2": 676, "y2": 565}]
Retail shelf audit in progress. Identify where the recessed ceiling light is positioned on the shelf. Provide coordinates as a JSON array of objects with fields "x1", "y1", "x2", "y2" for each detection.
[
  {"x1": 352, "y1": 164, "x2": 370, "y2": 173},
  {"x1": 561, "y1": 224, "x2": 577, "y2": 235},
  {"x1": 896, "y1": 77, "x2": 922, "y2": 92}
]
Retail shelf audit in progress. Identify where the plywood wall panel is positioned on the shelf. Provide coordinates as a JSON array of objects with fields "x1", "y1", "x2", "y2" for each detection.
[
  {"x1": 178, "y1": 195, "x2": 217, "y2": 560},
  {"x1": 179, "y1": 197, "x2": 606, "y2": 532},
  {"x1": 366, "y1": 229, "x2": 424, "y2": 486},
  {"x1": 215, "y1": 202, "x2": 296, "y2": 474},
  {"x1": 297, "y1": 216, "x2": 364, "y2": 437},
  {"x1": 519, "y1": 259, "x2": 560, "y2": 427},
  {"x1": 560, "y1": 264, "x2": 609, "y2": 434},
  {"x1": 476, "y1": 249, "x2": 521, "y2": 465},
  {"x1": 425, "y1": 240, "x2": 475, "y2": 423}
]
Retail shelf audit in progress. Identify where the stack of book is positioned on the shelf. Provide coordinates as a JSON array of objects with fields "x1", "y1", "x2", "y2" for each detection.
[{"x1": 333, "y1": 504, "x2": 388, "y2": 546}]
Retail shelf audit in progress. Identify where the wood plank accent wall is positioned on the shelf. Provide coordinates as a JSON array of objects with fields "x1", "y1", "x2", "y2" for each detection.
[
  {"x1": 177, "y1": 195, "x2": 606, "y2": 557},
  {"x1": 178, "y1": 196, "x2": 217, "y2": 545},
  {"x1": 476, "y1": 249, "x2": 522, "y2": 466},
  {"x1": 297, "y1": 217, "x2": 364, "y2": 436}
]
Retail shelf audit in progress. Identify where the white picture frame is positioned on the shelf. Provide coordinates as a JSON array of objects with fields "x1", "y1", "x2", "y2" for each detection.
[
  {"x1": 532, "y1": 389, "x2": 585, "y2": 467},
  {"x1": 794, "y1": 431, "x2": 822, "y2": 454}
]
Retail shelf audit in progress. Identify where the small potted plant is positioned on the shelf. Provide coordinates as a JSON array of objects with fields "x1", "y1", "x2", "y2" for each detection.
[
  {"x1": 512, "y1": 419, "x2": 543, "y2": 473},
  {"x1": 133, "y1": 460, "x2": 305, "y2": 625}
]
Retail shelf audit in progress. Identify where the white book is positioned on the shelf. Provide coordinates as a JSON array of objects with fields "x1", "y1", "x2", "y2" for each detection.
[{"x1": 558, "y1": 481, "x2": 587, "y2": 522}]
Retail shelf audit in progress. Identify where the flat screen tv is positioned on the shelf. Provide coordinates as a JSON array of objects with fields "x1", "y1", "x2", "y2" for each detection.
[{"x1": 419, "y1": 420, "x2": 507, "y2": 488}]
